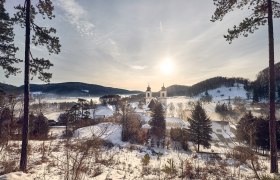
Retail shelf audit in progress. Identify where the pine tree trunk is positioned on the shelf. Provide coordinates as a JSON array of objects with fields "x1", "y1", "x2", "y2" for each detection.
[
  {"x1": 20, "y1": 0, "x2": 31, "y2": 172},
  {"x1": 267, "y1": 0, "x2": 278, "y2": 173}
]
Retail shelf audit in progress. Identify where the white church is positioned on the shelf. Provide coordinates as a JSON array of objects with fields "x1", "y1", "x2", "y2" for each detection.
[{"x1": 145, "y1": 84, "x2": 167, "y2": 106}]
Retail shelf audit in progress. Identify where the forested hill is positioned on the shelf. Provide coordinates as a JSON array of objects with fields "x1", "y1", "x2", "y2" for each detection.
[
  {"x1": 166, "y1": 85, "x2": 190, "y2": 96},
  {"x1": 188, "y1": 77, "x2": 249, "y2": 96},
  {"x1": 255, "y1": 62, "x2": 280, "y2": 85},
  {"x1": 252, "y1": 62, "x2": 280, "y2": 101},
  {"x1": 0, "y1": 83, "x2": 18, "y2": 93},
  {"x1": 166, "y1": 77, "x2": 249, "y2": 97},
  {"x1": 0, "y1": 82, "x2": 141, "y2": 96}
]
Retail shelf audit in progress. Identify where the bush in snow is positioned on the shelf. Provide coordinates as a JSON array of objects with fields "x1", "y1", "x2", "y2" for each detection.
[
  {"x1": 0, "y1": 107, "x2": 12, "y2": 138},
  {"x1": 183, "y1": 159, "x2": 195, "y2": 179},
  {"x1": 226, "y1": 146, "x2": 266, "y2": 180},
  {"x1": 162, "y1": 159, "x2": 177, "y2": 178},
  {"x1": 141, "y1": 154, "x2": 150, "y2": 166},
  {"x1": 31, "y1": 113, "x2": 49, "y2": 138}
]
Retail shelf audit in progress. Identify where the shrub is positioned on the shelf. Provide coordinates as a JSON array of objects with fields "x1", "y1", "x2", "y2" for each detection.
[
  {"x1": 32, "y1": 113, "x2": 49, "y2": 138},
  {"x1": 142, "y1": 154, "x2": 150, "y2": 166},
  {"x1": 184, "y1": 159, "x2": 195, "y2": 179},
  {"x1": 162, "y1": 159, "x2": 177, "y2": 178}
]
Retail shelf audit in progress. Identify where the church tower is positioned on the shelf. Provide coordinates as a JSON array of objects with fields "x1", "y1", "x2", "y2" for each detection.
[
  {"x1": 145, "y1": 85, "x2": 152, "y2": 104},
  {"x1": 159, "y1": 84, "x2": 167, "y2": 106}
]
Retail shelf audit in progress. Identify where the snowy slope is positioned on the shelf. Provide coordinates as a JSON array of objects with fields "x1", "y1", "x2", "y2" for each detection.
[
  {"x1": 211, "y1": 121, "x2": 235, "y2": 141},
  {"x1": 74, "y1": 123, "x2": 128, "y2": 146},
  {"x1": 90, "y1": 105, "x2": 115, "y2": 118},
  {"x1": 197, "y1": 83, "x2": 248, "y2": 102},
  {"x1": 0, "y1": 172, "x2": 32, "y2": 180}
]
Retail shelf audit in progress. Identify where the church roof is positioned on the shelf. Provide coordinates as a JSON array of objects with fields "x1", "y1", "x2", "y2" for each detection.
[{"x1": 146, "y1": 85, "x2": 151, "y2": 91}]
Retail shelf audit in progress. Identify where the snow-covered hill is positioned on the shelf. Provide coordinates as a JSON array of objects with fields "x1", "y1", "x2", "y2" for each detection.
[{"x1": 196, "y1": 83, "x2": 249, "y2": 102}]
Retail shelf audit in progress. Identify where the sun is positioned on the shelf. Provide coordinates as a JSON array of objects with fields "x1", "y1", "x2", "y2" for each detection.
[{"x1": 160, "y1": 57, "x2": 174, "y2": 75}]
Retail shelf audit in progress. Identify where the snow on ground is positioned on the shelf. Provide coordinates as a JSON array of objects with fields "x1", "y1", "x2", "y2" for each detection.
[
  {"x1": 211, "y1": 121, "x2": 235, "y2": 142},
  {"x1": 74, "y1": 123, "x2": 128, "y2": 146},
  {"x1": 90, "y1": 105, "x2": 115, "y2": 118},
  {"x1": 140, "y1": 114, "x2": 152, "y2": 123},
  {"x1": 167, "y1": 96, "x2": 191, "y2": 105},
  {"x1": 166, "y1": 117, "x2": 189, "y2": 129},
  {"x1": 49, "y1": 126, "x2": 66, "y2": 137},
  {"x1": 45, "y1": 112, "x2": 62, "y2": 121},
  {"x1": 2, "y1": 86, "x2": 271, "y2": 179},
  {"x1": 0, "y1": 172, "x2": 32, "y2": 180},
  {"x1": 197, "y1": 83, "x2": 248, "y2": 102},
  {"x1": 38, "y1": 97, "x2": 100, "y2": 104}
]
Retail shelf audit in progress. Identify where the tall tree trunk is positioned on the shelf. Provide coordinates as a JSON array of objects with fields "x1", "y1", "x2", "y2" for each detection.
[
  {"x1": 20, "y1": 0, "x2": 31, "y2": 172},
  {"x1": 268, "y1": 0, "x2": 278, "y2": 173}
]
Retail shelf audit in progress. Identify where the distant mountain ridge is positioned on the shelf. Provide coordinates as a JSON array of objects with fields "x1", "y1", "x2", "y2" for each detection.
[
  {"x1": 0, "y1": 82, "x2": 18, "y2": 93},
  {"x1": 0, "y1": 77, "x2": 250, "y2": 97},
  {"x1": 0, "y1": 82, "x2": 141, "y2": 96},
  {"x1": 1, "y1": 64, "x2": 276, "y2": 99}
]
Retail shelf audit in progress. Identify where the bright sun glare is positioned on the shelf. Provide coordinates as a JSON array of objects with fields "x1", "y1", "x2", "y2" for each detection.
[{"x1": 160, "y1": 58, "x2": 174, "y2": 75}]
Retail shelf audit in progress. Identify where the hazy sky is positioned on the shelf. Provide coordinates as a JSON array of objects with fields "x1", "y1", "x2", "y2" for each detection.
[{"x1": 2, "y1": 0, "x2": 280, "y2": 91}]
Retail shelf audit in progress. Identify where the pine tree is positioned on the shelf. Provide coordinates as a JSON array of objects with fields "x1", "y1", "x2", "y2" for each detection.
[
  {"x1": 255, "y1": 117, "x2": 270, "y2": 152},
  {"x1": 187, "y1": 102, "x2": 212, "y2": 152},
  {"x1": 236, "y1": 111, "x2": 256, "y2": 147},
  {"x1": 0, "y1": 0, "x2": 22, "y2": 76},
  {"x1": 150, "y1": 103, "x2": 166, "y2": 143},
  {"x1": 3, "y1": 0, "x2": 61, "y2": 171},
  {"x1": 253, "y1": 89, "x2": 260, "y2": 102},
  {"x1": 211, "y1": 0, "x2": 279, "y2": 173}
]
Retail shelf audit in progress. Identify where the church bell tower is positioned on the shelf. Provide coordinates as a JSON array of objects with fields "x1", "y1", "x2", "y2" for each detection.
[
  {"x1": 159, "y1": 84, "x2": 167, "y2": 106},
  {"x1": 145, "y1": 85, "x2": 152, "y2": 104}
]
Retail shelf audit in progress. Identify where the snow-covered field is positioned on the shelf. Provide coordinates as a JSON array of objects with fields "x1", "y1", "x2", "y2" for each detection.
[{"x1": 0, "y1": 121, "x2": 273, "y2": 180}]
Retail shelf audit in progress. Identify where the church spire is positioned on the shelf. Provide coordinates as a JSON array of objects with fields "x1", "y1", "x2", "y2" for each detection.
[
  {"x1": 161, "y1": 83, "x2": 166, "y2": 91},
  {"x1": 146, "y1": 84, "x2": 151, "y2": 91}
]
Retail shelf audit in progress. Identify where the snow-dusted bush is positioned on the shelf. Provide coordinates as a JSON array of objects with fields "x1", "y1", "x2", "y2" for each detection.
[
  {"x1": 141, "y1": 154, "x2": 150, "y2": 166},
  {"x1": 162, "y1": 159, "x2": 177, "y2": 178}
]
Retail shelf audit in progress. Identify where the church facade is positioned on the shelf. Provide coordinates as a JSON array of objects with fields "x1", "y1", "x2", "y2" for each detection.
[{"x1": 145, "y1": 84, "x2": 167, "y2": 106}]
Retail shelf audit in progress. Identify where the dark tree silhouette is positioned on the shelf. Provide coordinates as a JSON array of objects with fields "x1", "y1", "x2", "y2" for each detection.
[
  {"x1": 1, "y1": 0, "x2": 61, "y2": 171},
  {"x1": 150, "y1": 103, "x2": 166, "y2": 143},
  {"x1": 211, "y1": 0, "x2": 280, "y2": 173},
  {"x1": 31, "y1": 113, "x2": 49, "y2": 138},
  {"x1": 188, "y1": 102, "x2": 212, "y2": 152},
  {"x1": 236, "y1": 111, "x2": 257, "y2": 148},
  {"x1": 0, "y1": 0, "x2": 22, "y2": 76}
]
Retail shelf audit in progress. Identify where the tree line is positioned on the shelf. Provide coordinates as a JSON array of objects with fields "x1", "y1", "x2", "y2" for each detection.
[{"x1": 236, "y1": 111, "x2": 280, "y2": 154}]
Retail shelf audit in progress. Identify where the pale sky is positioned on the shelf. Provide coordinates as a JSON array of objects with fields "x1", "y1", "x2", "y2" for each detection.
[{"x1": 2, "y1": 0, "x2": 280, "y2": 91}]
